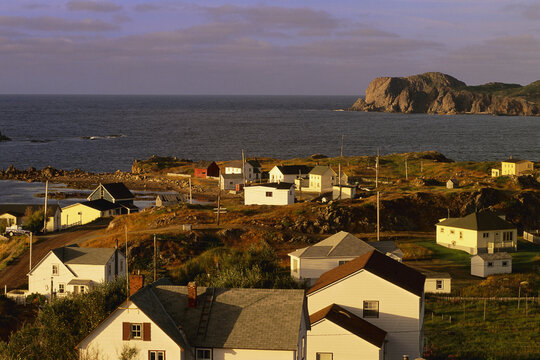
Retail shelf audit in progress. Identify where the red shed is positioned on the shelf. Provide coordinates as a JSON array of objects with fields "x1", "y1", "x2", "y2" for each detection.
[{"x1": 194, "y1": 161, "x2": 220, "y2": 179}]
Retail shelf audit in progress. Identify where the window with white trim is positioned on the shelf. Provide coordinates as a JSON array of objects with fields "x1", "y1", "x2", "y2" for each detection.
[
  {"x1": 266, "y1": 191, "x2": 273, "y2": 197},
  {"x1": 52, "y1": 264, "x2": 59, "y2": 275},
  {"x1": 131, "y1": 323, "x2": 142, "y2": 339},
  {"x1": 149, "y1": 350, "x2": 165, "y2": 360},
  {"x1": 58, "y1": 283, "x2": 65, "y2": 293},
  {"x1": 196, "y1": 349, "x2": 211, "y2": 360},
  {"x1": 316, "y1": 353, "x2": 333, "y2": 360},
  {"x1": 483, "y1": 232, "x2": 489, "y2": 238},
  {"x1": 363, "y1": 300, "x2": 379, "y2": 318},
  {"x1": 436, "y1": 280, "x2": 443, "y2": 290},
  {"x1": 503, "y1": 232, "x2": 513, "y2": 241}
]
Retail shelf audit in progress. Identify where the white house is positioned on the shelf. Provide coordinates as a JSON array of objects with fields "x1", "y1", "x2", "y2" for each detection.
[
  {"x1": 288, "y1": 231, "x2": 403, "y2": 285},
  {"x1": 28, "y1": 244, "x2": 125, "y2": 298},
  {"x1": 244, "y1": 183, "x2": 295, "y2": 205},
  {"x1": 78, "y1": 280, "x2": 310, "y2": 360},
  {"x1": 420, "y1": 270, "x2": 452, "y2": 294},
  {"x1": 0, "y1": 204, "x2": 61, "y2": 232},
  {"x1": 88, "y1": 182, "x2": 138, "y2": 213},
  {"x1": 306, "y1": 250, "x2": 425, "y2": 360},
  {"x1": 435, "y1": 211, "x2": 517, "y2": 255},
  {"x1": 307, "y1": 166, "x2": 336, "y2": 193},
  {"x1": 471, "y1": 252, "x2": 512, "y2": 278},
  {"x1": 269, "y1": 165, "x2": 314, "y2": 184},
  {"x1": 224, "y1": 160, "x2": 262, "y2": 182}
]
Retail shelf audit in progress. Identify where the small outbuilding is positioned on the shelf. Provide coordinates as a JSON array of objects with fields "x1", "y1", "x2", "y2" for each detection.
[
  {"x1": 244, "y1": 182, "x2": 295, "y2": 205},
  {"x1": 446, "y1": 179, "x2": 459, "y2": 189},
  {"x1": 471, "y1": 252, "x2": 512, "y2": 278},
  {"x1": 155, "y1": 193, "x2": 186, "y2": 207},
  {"x1": 332, "y1": 184, "x2": 357, "y2": 200},
  {"x1": 421, "y1": 270, "x2": 452, "y2": 294}
]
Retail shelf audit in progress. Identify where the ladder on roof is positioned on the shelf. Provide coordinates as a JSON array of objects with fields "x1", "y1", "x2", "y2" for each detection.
[{"x1": 196, "y1": 287, "x2": 215, "y2": 339}]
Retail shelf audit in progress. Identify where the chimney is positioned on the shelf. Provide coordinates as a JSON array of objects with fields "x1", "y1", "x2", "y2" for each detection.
[
  {"x1": 187, "y1": 281, "x2": 197, "y2": 308},
  {"x1": 129, "y1": 273, "x2": 144, "y2": 296}
]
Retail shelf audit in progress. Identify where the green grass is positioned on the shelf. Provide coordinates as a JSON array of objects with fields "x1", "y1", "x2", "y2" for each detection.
[
  {"x1": 512, "y1": 240, "x2": 540, "y2": 272},
  {"x1": 425, "y1": 298, "x2": 540, "y2": 359}
]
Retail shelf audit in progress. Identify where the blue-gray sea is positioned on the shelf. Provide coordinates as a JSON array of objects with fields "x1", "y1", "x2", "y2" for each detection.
[{"x1": 1, "y1": 95, "x2": 539, "y2": 173}]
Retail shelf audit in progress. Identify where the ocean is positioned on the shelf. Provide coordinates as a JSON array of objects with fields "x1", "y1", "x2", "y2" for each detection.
[{"x1": 0, "y1": 95, "x2": 539, "y2": 173}]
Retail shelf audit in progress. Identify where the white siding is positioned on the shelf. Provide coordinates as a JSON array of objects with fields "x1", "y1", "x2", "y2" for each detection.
[
  {"x1": 424, "y1": 278, "x2": 451, "y2": 294},
  {"x1": 28, "y1": 252, "x2": 75, "y2": 297},
  {"x1": 213, "y1": 348, "x2": 296, "y2": 360},
  {"x1": 244, "y1": 186, "x2": 294, "y2": 205},
  {"x1": 290, "y1": 257, "x2": 356, "y2": 284},
  {"x1": 79, "y1": 301, "x2": 184, "y2": 360},
  {"x1": 308, "y1": 319, "x2": 382, "y2": 360},
  {"x1": 471, "y1": 257, "x2": 512, "y2": 277},
  {"x1": 308, "y1": 270, "x2": 423, "y2": 360},
  {"x1": 436, "y1": 225, "x2": 517, "y2": 255}
]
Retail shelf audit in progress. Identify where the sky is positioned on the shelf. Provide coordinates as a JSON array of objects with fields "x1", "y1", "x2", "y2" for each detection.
[{"x1": 1, "y1": 0, "x2": 539, "y2": 95}]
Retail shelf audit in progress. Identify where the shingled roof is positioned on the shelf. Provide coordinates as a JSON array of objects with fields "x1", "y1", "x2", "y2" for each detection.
[
  {"x1": 289, "y1": 231, "x2": 375, "y2": 258},
  {"x1": 437, "y1": 211, "x2": 515, "y2": 231},
  {"x1": 51, "y1": 245, "x2": 117, "y2": 265},
  {"x1": 309, "y1": 166, "x2": 335, "y2": 176},
  {"x1": 132, "y1": 284, "x2": 307, "y2": 351},
  {"x1": 310, "y1": 304, "x2": 386, "y2": 348},
  {"x1": 473, "y1": 252, "x2": 512, "y2": 261},
  {"x1": 307, "y1": 250, "x2": 425, "y2": 297}
]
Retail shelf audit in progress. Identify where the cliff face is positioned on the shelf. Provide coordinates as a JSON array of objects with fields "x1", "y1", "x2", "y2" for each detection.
[{"x1": 351, "y1": 72, "x2": 540, "y2": 116}]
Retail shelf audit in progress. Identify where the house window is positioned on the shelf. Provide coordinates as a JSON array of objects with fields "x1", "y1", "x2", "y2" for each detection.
[
  {"x1": 316, "y1": 354, "x2": 333, "y2": 360},
  {"x1": 487, "y1": 262, "x2": 494, "y2": 267},
  {"x1": 338, "y1": 260, "x2": 349, "y2": 266},
  {"x1": 503, "y1": 232, "x2": 513, "y2": 241},
  {"x1": 108, "y1": 264, "x2": 112, "y2": 275},
  {"x1": 436, "y1": 280, "x2": 443, "y2": 290},
  {"x1": 52, "y1": 264, "x2": 59, "y2": 275},
  {"x1": 196, "y1": 349, "x2": 212, "y2": 360},
  {"x1": 483, "y1": 232, "x2": 489, "y2": 238},
  {"x1": 440, "y1": 228, "x2": 444, "y2": 233},
  {"x1": 363, "y1": 300, "x2": 379, "y2": 318},
  {"x1": 450, "y1": 230, "x2": 455, "y2": 234},
  {"x1": 149, "y1": 351, "x2": 165, "y2": 360},
  {"x1": 459, "y1": 231, "x2": 463, "y2": 239},
  {"x1": 131, "y1": 324, "x2": 142, "y2": 339},
  {"x1": 58, "y1": 283, "x2": 65, "y2": 293},
  {"x1": 502, "y1": 261, "x2": 509, "y2": 267},
  {"x1": 266, "y1": 191, "x2": 273, "y2": 197}
]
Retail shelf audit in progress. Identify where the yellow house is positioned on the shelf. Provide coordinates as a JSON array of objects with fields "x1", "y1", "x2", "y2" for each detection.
[
  {"x1": 436, "y1": 211, "x2": 517, "y2": 255},
  {"x1": 61, "y1": 200, "x2": 123, "y2": 228},
  {"x1": 307, "y1": 166, "x2": 337, "y2": 193},
  {"x1": 493, "y1": 157, "x2": 534, "y2": 177}
]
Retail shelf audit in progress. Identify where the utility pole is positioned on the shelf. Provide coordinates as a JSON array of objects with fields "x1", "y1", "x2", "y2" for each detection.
[
  {"x1": 298, "y1": 170, "x2": 302, "y2": 201},
  {"x1": 483, "y1": 298, "x2": 487, "y2": 321},
  {"x1": 217, "y1": 177, "x2": 221, "y2": 226},
  {"x1": 153, "y1": 234, "x2": 157, "y2": 282},
  {"x1": 338, "y1": 135, "x2": 344, "y2": 200},
  {"x1": 377, "y1": 191, "x2": 380, "y2": 241},
  {"x1": 241, "y1": 149, "x2": 246, "y2": 185},
  {"x1": 189, "y1": 177, "x2": 193, "y2": 204},
  {"x1": 375, "y1": 148, "x2": 379, "y2": 188},
  {"x1": 29, "y1": 232, "x2": 33, "y2": 271},
  {"x1": 405, "y1": 158, "x2": 408, "y2": 180},
  {"x1": 125, "y1": 226, "x2": 129, "y2": 299},
  {"x1": 43, "y1": 180, "x2": 48, "y2": 232},
  {"x1": 420, "y1": 160, "x2": 424, "y2": 176}
]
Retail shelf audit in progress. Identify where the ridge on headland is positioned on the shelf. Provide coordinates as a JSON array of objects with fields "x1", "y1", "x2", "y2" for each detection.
[{"x1": 350, "y1": 72, "x2": 540, "y2": 116}]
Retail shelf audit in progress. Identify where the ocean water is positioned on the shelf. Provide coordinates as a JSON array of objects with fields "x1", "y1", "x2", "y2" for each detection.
[{"x1": 0, "y1": 95, "x2": 539, "y2": 173}]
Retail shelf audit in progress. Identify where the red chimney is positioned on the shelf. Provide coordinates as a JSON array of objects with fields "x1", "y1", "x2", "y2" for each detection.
[
  {"x1": 187, "y1": 282, "x2": 197, "y2": 308},
  {"x1": 129, "y1": 273, "x2": 144, "y2": 296}
]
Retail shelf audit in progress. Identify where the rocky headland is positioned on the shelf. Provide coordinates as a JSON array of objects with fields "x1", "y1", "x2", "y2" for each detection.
[{"x1": 350, "y1": 72, "x2": 540, "y2": 116}]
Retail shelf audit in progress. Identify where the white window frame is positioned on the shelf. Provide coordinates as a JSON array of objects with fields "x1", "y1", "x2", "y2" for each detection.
[
  {"x1": 149, "y1": 350, "x2": 165, "y2": 360},
  {"x1": 58, "y1": 283, "x2": 65, "y2": 293},
  {"x1": 265, "y1": 191, "x2": 273, "y2": 197},
  {"x1": 52, "y1": 264, "x2": 59, "y2": 275},
  {"x1": 130, "y1": 323, "x2": 142, "y2": 339},
  {"x1": 363, "y1": 300, "x2": 379, "y2": 318},
  {"x1": 316, "y1": 353, "x2": 333, "y2": 360},
  {"x1": 436, "y1": 280, "x2": 443, "y2": 290}
]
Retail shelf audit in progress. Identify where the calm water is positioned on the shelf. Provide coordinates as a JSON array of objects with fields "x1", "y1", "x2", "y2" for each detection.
[{"x1": 0, "y1": 95, "x2": 538, "y2": 173}]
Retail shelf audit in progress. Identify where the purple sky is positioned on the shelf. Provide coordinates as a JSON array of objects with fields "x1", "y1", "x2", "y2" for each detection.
[{"x1": 1, "y1": 0, "x2": 539, "y2": 95}]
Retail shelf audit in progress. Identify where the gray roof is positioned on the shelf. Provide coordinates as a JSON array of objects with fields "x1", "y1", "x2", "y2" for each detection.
[
  {"x1": 309, "y1": 166, "x2": 335, "y2": 176},
  {"x1": 67, "y1": 279, "x2": 94, "y2": 286},
  {"x1": 275, "y1": 165, "x2": 314, "y2": 175},
  {"x1": 473, "y1": 252, "x2": 512, "y2": 261},
  {"x1": 289, "y1": 231, "x2": 375, "y2": 258},
  {"x1": 52, "y1": 245, "x2": 117, "y2": 265},
  {"x1": 157, "y1": 194, "x2": 186, "y2": 202},
  {"x1": 437, "y1": 211, "x2": 515, "y2": 231},
  {"x1": 371, "y1": 241, "x2": 402, "y2": 256},
  {"x1": 134, "y1": 284, "x2": 307, "y2": 351}
]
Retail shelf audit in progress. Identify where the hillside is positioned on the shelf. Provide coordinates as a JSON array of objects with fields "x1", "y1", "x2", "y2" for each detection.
[{"x1": 350, "y1": 72, "x2": 540, "y2": 116}]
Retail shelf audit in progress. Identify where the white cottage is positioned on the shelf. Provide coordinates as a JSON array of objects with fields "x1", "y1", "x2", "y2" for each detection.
[
  {"x1": 269, "y1": 165, "x2": 314, "y2": 184},
  {"x1": 78, "y1": 281, "x2": 310, "y2": 360},
  {"x1": 219, "y1": 173, "x2": 243, "y2": 191},
  {"x1": 306, "y1": 250, "x2": 425, "y2": 360},
  {"x1": 420, "y1": 270, "x2": 452, "y2": 294},
  {"x1": 244, "y1": 183, "x2": 295, "y2": 205},
  {"x1": 224, "y1": 160, "x2": 262, "y2": 182},
  {"x1": 28, "y1": 244, "x2": 125, "y2": 298},
  {"x1": 289, "y1": 231, "x2": 403, "y2": 285},
  {"x1": 471, "y1": 252, "x2": 512, "y2": 278},
  {"x1": 436, "y1": 211, "x2": 517, "y2": 255},
  {"x1": 306, "y1": 166, "x2": 336, "y2": 193}
]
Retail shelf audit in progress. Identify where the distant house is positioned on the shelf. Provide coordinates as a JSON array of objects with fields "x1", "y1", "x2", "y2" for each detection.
[
  {"x1": 307, "y1": 166, "x2": 336, "y2": 193},
  {"x1": 155, "y1": 193, "x2": 186, "y2": 207},
  {"x1": 523, "y1": 230, "x2": 540, "y2": 244},
  {"x1": 220, "y1": 173, "x2": 244, "y2": 191},
  {"x1": 446, "y1": 179, "x2": 459, "y2": 189},
  {"x1": 492, "y1": 157, "x2": 534, "y2": 177},
  {"x1": 288, "y1": 231, "x2": 403, "y2": 285},
  {"x1": 0, "y1": 204, "x2": 61, "y2": 232},
  {"x1": 224, "y1": 159, "x2": 262, "y2": 182},
  {"x1": 78, "y1": 281, "x2": 310, "y2": 360},
  {"x1": 306, "y1": 250, "x2": 425, "y2": 360},
  {"x1": 418, "y1": 269, "x2": 452, "y2": 294},
  {"x1": 268, "y1": 165, "x2": 314, "y2": 184},
  {"x1": 194, "y1": 161, "x2": 220, "y2": 179},
  {"x1": 244, "y1": 182, "x2": 295, "y2": 205},
  {"x1": 28, "y1": 244, "x2": 125, "y2": 298},
  {"x1": 87, "y1": 183, "x2": 138, "y2": 213},
  {"x1": 471, "y1": 252, "x2": 512, "y2": 278},
  {"x1": 332, "y1": 184, "x2": 357, "y2": 200},
  {"x1": 435, "y1": 211, "x2": 517, "y2": 255}
]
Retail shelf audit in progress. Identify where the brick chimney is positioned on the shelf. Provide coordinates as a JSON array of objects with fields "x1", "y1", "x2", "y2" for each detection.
[
  {"x1": 187, "y1": 281, "x2": 197, "y2": 308},
  {"x1": 129, "y1": 273, "x2": 144, "y2": 296}
]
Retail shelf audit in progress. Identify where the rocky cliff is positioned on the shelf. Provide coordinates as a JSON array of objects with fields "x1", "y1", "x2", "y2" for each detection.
[{"x1": 350, "y1": 72, "x2": 540, "y2": 116}]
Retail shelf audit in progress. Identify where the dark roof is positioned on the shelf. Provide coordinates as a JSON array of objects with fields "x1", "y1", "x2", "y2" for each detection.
[
  {"x1": 87, "y1": 182, "x2": 134, "y2": 201},
  {"x1": 370, "y1": 241, "x2": 402, "y2": 256},
  {"x1": 307, "y1": 250, "x2": 425, "y2": 297},
  {"x1": 310, "y1": 304, "x2": 386, "y2": 348},
  {"x1": 51, "y1": 245, "x2": 117, "y2": 265},
  {"x1": 81, "y1": 199, "x2": 123, "y2": 211},
  {"x1": 309, "y1": 166, "x2": 335, "y2": 176},
  {"x1": 195, "y1": 161, "x2": 216, "y2": 169},
  {"x1": 275, "y1": 165, "x2": 314, "y2": 175},
  {"x1": 473, "y1": 252, "x2": 512, "y2": 261},
  {"x1": 135, "y1": 284, "x2": 307, "y2": 351},
  {"x1": 246, "y1": 160, "x2": 261, "y2": 168},
  {"x1": 247, "y1": 182, "x2": 295, "y2": 190},
  {"x1": 437, "y1": 211, "x2": 515, "y2": 231},
  {"x1": 0, "y1": 204, "x2": 61, "y2": 217}
]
